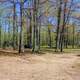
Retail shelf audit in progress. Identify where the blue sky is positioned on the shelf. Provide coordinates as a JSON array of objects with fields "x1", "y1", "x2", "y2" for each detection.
[
  {"x1": 8, "y1": 0, "x2": 80, "y2": 29},
  {"x1": 1, "y1": 0, "x2": 80, "y2": 31}
]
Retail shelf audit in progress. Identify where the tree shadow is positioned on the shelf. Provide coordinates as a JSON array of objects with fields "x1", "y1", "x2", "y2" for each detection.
[
  {"x1": 0, "y1": 49, "x2": 44, "y2": 57},
  {"x1": 0, "y1": 50, "x2": 19, "y2": 57}
]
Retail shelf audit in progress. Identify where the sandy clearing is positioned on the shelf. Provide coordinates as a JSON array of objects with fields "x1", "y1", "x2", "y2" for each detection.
[{"x1": 0, "y1": 53, "x2": 79, "y2": 80}]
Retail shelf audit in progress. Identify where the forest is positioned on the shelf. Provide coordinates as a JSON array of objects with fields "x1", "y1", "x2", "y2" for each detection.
[
  {"x1": 0, "y1": 0, "x2": 80, "y2": 53},
  {"x1": 0, "y1": 0, "x2": 80, "y2": 80}
]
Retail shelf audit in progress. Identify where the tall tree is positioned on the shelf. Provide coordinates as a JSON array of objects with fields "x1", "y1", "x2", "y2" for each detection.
[
  {"x1": 19, "y1": 1, "x2": 24, "y2": 53},
  {"x1": 32, "y1": 0, "x2": 39, "y2": 52},
  {"x1": 27, "y1": 9, "x2": 32, "y2": 48},
  {"x1": 48, "y1": 24, "x2": 52, "y2": 48},
  {"x1": 72, "y1": 23, "x2": 75, "y2": 48},
  {"x1": 13, "y1": 1, "x2": 17, "y2": 50},
  {"x1": 55, "y1": 0, "x2": 62, "y2": 51},
  {"x1": 60, "y1": 0, "x2": 67, "y2": 52}
]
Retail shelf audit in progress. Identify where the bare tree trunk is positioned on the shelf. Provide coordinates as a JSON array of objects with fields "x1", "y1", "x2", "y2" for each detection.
[
  {"x1": 0, "y1": 20, "x2": 1, "y2": 48},
  {"x1": 29, "y1": 12, "x2": 32, "y2": 48},
  {"x1": 72, "y1": 24, "x2": 75, "y2": 48},
  {"x1": 27, "y1": 11, "x2": 32, "y2": 48},
  {"x1": 15, "y1": 15, "x2": 18, "y2": 48},
  {"x1": 13, "y1": 2, "x2": 16, "y2": 50},
  {"x1": 60, "y1": 1, "x2": 67, "y2": 52},
  {"x1": 66, "y1": 25, "x2": 69, "y2": 48},
  {"x1": 55, "y1": 0, "x2": 62, "y2": 51},
  {"x1": 8, "y1": 17, "x2": 11, "y2": 47},
  {"x1": 38, "y1": 17, "x2": 41, "y2": 50},
  {"x1": 48, "y1": 25, "x2": 52, "y2": 48},
  {"x1": 32, "y1": 0, "x2": 39, "y2": 52},
  {"x1": 0, "y1": 19, "x2": 2, "y2": 48},
  {"x1": 19, "y1": 2, "x2": 24, "y2": 53},
  {"x1": 32, "y1": 8, "x2": 36, "y2": 52},
  {"x1": 3, "y1": 20, "x2": 7, "y2": 48}
]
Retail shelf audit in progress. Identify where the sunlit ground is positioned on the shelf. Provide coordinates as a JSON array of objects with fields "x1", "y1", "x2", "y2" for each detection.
[{"x1": 0, "y1": 49, "x2": 80, "y2": 80}]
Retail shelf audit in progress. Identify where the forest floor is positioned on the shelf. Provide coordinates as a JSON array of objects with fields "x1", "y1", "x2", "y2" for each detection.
[{"x1": 0, "y1": 49, "x2": 80, "y2": 80}]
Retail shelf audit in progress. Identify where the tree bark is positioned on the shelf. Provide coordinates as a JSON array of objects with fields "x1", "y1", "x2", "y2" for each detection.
[
  {"x1": 32, "y1": 0, "x2": 39, "y2": 52},
  {"x1": 13, "y1": 2, "x2": 16, "y2": 50},
  {"x1": 55, "y1": 0, "x2": 62, "y2": 51},
  {"x1": 60, "y1": 1, "x2": 67, "y2": 52},
  {"x1": 19, "y1": 2, "x2": 24, "y2": 53}
]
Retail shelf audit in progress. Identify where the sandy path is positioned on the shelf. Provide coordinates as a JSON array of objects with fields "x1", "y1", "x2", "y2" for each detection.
[{"x1": 0, "y1": 53, "x2": 80, "y2": 80}]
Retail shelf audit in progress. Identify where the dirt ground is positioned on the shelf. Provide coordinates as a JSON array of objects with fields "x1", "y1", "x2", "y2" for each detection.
[{"x1": 0, "y1": 50, "x2": 80, "y2": 80}]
